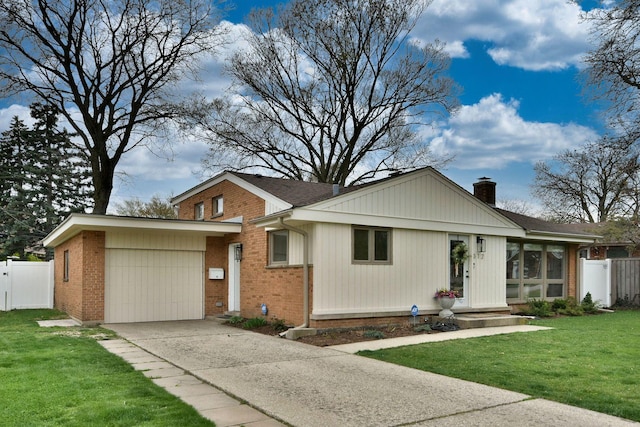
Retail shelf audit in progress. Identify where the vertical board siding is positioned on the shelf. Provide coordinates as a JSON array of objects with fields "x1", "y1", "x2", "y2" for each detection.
[
  {"x1": 318, "y1": 173, "x2": 512, "y2": 229},
  {"x1": 313, "y1": 223, "x2": 447, "y2": 314},
  {"x1": 287, "y1": 225, "x2": 314, "y2": 266},
  {"x1": 106, "y1": 231, "x2": 206, "y2": 251},
  {"x1": 313, "y1": 225, "x2": 509, "y2": 315}
]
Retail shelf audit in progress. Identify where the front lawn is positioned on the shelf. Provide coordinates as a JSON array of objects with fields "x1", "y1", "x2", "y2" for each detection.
[
  {"x1": 0, "y1": 309, "x2": 213, "y2": 427},
  {"x1": 360, "y1": 311, "x2": 640, "y2": 422}
]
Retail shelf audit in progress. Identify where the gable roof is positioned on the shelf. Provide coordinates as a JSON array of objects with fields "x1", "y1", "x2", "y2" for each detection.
[
  {"x1": 174, "y1": 168, "x2": 598, "y2": 243},
  {"x1": 229, "y1": 172, "x2": 355, "y2": 207}
]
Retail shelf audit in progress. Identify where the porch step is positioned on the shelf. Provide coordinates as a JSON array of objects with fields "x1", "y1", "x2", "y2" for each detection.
[{"x1": 440, "y1": 314, "x2": 530, "y2": 329}]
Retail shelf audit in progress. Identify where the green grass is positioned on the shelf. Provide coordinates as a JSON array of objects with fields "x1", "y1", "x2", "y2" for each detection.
[
  {"x1": 0, "y1": 309, "x2": 214, "y2": 427},
  {"x1": 360, "y1": 311, "x2": 640, "y2": 422}
]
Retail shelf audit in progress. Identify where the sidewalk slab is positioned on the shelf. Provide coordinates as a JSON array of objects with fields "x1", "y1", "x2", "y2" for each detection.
[
  {"x1": 329, "y1": 325, "x2": 551, "y2": 353},
  {"x1": 412, "y1": 398, "x2": 638, "y2": 426}
]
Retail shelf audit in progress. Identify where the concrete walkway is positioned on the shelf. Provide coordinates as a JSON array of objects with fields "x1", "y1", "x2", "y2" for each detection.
[{"x1": 102, "y1": 320, "x2": 638, "y2": 427}]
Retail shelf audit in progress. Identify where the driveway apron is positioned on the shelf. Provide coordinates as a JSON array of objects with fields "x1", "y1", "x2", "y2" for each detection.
[{"x1": 104, "y1": 319, "x2": 638, "y2": 427}]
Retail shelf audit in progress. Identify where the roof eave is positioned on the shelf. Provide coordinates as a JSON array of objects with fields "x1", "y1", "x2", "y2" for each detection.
[{"x1": 43, "y1": 213, "x2": 242, "y2": 247}]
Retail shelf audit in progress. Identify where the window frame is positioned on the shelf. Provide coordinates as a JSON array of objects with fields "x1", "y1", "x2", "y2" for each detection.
[
  {"x1": 352, "y1": 226, "x2": 392, "y2": 265},
  {"x1": 269, "y1": 230, "x2": 289, "y2": 266},
  {"x1": 194, "y1": 202, "x2": 204, "y2": 220},
  {"x1": 506, "y1": 241, "x2": 566, "y2": 302},
  {"x1": 211, "y1": 195, "x2": 223, "y2": 218},
  {"x1": 63, "y1": 250, "x2": 70, "y2": 282}
]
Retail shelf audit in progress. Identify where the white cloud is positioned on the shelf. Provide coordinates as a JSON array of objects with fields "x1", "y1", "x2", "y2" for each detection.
[
  {"x1": 0, "y1": 104, "x2": 36, "y2": 129},
  {"x1": 428, "y1": 93, "x2": 599, "y2": 169},
  {"x1": 416, "y1": 0, "x2": 591, "y2": 70}
]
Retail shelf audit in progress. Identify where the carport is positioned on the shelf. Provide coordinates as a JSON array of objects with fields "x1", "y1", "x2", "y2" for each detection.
[{"x1": 43, "y1": 214, "x2": 241, "y2": 324}]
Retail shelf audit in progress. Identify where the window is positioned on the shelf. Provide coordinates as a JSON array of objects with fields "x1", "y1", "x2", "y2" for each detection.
[
  {"x1": 195, "y1": 202, "x2": 204, "y2": 220},
  {"x1": 506, "y1": 242, "x2": 566, "y2": 301},
  {"x1": 63, "y1": 250, "x2": 70, "y2": 282},
  {"x1": 212, "y1": 196, "x2": 223, "y2": 217},
  {"x1": 352, "y1": 226, "x2": 391, "y2": 264},
  {"x1": 269, "y1": 230, "x2": 288, "y2": 265}
]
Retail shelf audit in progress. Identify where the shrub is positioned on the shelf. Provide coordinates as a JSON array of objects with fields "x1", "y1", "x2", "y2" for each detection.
[
  {"x1": 551, "y1": 298, "x2": 568, "y2": 311},
  {"x1": 363, "y1": 330, "x2": 385, "y2": 339},
  {"x1": 581, "y1": 292, "x2": 600, "y2": 314},
  {"x1": 553, "y1": 297, "x2": 584, "y2": 316},
  {"x1": 242, "y1": 317, "x2": 268, "y2": 329},
  {"x1": 525, "y1": 299, "x2": 553, "y2": 317},
  {"x1": 226, "y1": 316, "x2": 245, "y2": 325},
  {"x1": 270, "y1": 317, "x2": 289, "y2": 332}
]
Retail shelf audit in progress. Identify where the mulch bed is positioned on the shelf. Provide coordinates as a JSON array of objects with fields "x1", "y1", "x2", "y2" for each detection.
[{"x1": 227, "y1": 320, "x2": 443, "y2": 347}]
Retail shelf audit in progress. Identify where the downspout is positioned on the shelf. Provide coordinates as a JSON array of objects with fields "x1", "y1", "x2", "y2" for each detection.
[{"x1": 278, "y1": 217, "x2": 309, "y2": 328}]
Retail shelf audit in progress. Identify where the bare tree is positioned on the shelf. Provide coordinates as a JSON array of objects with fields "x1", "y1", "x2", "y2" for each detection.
[
  {"x1": 582, "y1": 0, "x2": 640, "y2": 140},
  {"x1": 532, "y1": 137, "x2": 640, "y2": 223},
  {"x1": 496, "y1": 199, "x2": 540, "y2": 217},
  {"x1": 114, "y1": 194, "x2": 177, "y2": 218},
  {"x1": 194, "y1": 0, "x2": 458, "y2": 185},
  {"x1": 0, "y1": 0, "x2": 226, "y2": 214}
]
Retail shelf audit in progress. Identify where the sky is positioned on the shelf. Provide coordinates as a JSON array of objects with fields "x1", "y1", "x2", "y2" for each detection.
[{"x1": 0, "y1": 0, "x2": 608, "y2": 213}]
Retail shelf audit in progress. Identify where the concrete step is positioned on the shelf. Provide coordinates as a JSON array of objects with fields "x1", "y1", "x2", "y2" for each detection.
[{"x1": 435, "y1": 314, "x2": 530, "y2": 329}]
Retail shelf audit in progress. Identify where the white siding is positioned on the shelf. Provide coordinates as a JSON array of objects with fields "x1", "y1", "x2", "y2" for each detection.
[
  {"x1": 312, "y1": 224, "x2": 509, "y2": 315},
  {"x1": 312, "y1": 223, "x2": 448, "y2": 314},
  {"x1": 287, "y1": 224, "x2": 314, "y2": 265},
  {"x1": 106, "y1": 231, "x2": 206, "y2": 251},
  {"x1": 309, "y1": 170, "x2": 516, "y2": 231}
]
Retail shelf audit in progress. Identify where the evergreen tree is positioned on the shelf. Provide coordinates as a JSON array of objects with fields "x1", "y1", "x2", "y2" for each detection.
[
  {"x1": 0, "y1": 103, "x2": 93, "y2": 259},
  {"x1": 0, "y1": 117, "x2": 32, "y2": 258}
]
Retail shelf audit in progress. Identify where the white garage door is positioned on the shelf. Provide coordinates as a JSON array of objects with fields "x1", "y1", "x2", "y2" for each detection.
[{"x1": 105, "y1": 249, "x2": 204, "y2": 323}]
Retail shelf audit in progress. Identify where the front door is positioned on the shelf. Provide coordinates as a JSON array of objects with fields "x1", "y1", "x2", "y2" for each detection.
[
  {"x1": 449, "y1": 235, "x2": 469, "y2": 307},
  {"x1": 228, "y1": 244, "x2": 241, "y2": 312}
]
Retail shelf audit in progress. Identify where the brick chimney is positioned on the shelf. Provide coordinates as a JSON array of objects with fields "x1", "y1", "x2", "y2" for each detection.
[{"x1": 473, "y1": 177, "x2": 496, "y2": 206}]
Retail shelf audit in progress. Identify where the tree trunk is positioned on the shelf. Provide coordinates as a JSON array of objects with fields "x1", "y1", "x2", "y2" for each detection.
[{"x1": 90, "y1": 154, "x2": 115, "y2": 215}]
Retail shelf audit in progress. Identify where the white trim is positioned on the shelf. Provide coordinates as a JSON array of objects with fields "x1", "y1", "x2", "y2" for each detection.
[
  {"x1": 43, "y1": 213, "x2": 242, "y2": 247},
  {"x1": 171, "y1": 171, "x2": 292, "y2": 212},
  {"x1": 257, "y1": 209, "x2": 528, "y2": 237}
]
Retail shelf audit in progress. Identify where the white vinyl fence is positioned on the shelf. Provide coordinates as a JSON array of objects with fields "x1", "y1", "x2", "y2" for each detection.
[
  {"x1": 579, "y1": 258, "x2": 612, "y2": 307},
  {"x1": 0, "y1": 259, "x2": 54, "y2": 311}
]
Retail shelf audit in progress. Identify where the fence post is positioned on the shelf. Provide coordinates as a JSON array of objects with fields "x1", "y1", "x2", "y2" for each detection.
[{"x1": 0, "y1": 260, "x2": 7, "y2": 311}]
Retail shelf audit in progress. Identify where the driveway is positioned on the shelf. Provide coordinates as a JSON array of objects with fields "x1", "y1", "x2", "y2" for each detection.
[{"x1": 105, "y1": 319, "x2": 637, "y2": 427}]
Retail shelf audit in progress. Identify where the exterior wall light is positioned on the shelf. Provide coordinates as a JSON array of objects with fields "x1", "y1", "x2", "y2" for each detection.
[
  {"x1": 476, "y1": 236, "x2": 486, "y2": 253},
  {"x1": 235, "y1": 244, "x2": 243, "y2": 261}
]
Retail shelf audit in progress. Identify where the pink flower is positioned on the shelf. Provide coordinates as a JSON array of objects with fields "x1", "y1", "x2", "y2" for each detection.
[{"x1": 434, "y1": 288, "x2": 460, "y2": 299}]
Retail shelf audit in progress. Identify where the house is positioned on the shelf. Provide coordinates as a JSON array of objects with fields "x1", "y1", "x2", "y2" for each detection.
[{"x1": 43, "y1": 167, "x2": 598, "y2": 327}]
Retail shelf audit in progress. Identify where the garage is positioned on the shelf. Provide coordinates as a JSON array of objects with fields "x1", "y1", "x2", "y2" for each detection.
[
  {"x1": 104, "y1": 230, "x2": 207, "y2": 323},
  {"x1": 43, "y1": 214, "x2": 242, "y2": 324},
  {"x1": 105, "y1": 248, "x2": 204, "y2": 323}
]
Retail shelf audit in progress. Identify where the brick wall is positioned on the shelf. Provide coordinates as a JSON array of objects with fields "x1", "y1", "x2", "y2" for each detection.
[
  {"x1": 567, "y1": 243, "x2": 578, "y2": 299},
  {"x1": 53, "y1": 233, "x2": 84, "y2": 320},
  {"x1": 53, "y1": 230, "x2": 105, "y2": 323},
  {"x1": 82, "y1": 231, "x2": 105, "y2": 322},
  {"x1": 178, "y1": 179, "x2": 309, "y2": 325}
]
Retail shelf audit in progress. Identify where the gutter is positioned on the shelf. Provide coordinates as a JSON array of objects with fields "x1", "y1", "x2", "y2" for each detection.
[{"x1": 277, "y1": 217, "x2": 309, "y2": 329}]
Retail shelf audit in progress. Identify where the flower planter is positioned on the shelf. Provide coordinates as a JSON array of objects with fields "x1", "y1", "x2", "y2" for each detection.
[{"x1": 437, "y1": 296, "x2": 456, "y2": 318}]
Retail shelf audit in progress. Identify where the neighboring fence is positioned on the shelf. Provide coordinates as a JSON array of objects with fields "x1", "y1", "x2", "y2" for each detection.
[
  {"x1": 610, "y1": 258, "x2": 640, "y2": 306},
  {"x1": 579, "y1": 259, "x2": 612, "y2": 307},
  {"x1": 0, "y1": 260, "x2": 54, "y2": 311}
]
